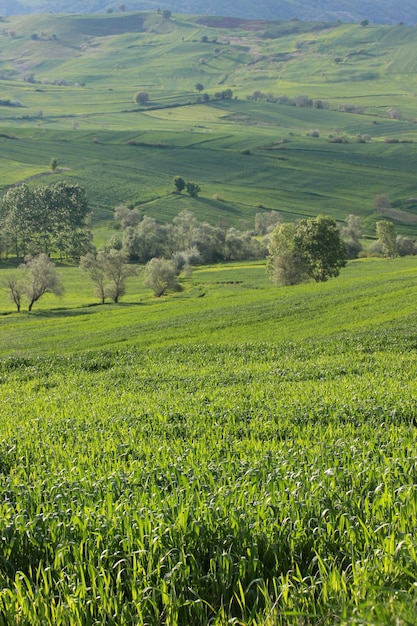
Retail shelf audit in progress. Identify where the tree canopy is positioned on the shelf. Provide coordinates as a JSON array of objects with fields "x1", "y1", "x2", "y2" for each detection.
[
  {"x1": 1, "y1": 181, "x2": 91, "y2": 259},
  {"x1": 267, "y1": 215, "x2": 347, "y2": 285}
]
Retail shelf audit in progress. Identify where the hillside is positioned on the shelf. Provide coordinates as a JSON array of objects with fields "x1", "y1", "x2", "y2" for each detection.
[
  {"x1": 1, "y1": 12, "x2": 417, "y2": 236},
  {"x1": 0, "y1": 0, "x2": 417, "y2": 25},
  {"x1": 1, "y1": 257, "x2": 417, "y2": 624}
]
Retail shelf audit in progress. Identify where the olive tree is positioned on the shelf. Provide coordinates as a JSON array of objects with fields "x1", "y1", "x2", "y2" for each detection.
[
  {"x1": 80, "y1": 249, "x2": 136, "y2": 304},
  {"x1": 144, "y1": 257, "x2": 179, "y2": 297},
  {"x1": 20, "y1": 254, "x2": 64, "y2": 311}
]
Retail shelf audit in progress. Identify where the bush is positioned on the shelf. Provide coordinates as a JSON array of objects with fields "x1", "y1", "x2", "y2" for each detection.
[{"x1": 134, "y1": 91, "x2": 149, "y2": 105}]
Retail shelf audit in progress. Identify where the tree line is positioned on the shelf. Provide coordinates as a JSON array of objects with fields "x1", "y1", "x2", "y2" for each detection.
[{"x1": 1, "y1": 180, "x2": 415, "y2": 310}]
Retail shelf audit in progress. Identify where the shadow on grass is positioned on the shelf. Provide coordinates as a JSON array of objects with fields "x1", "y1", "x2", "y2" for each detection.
[{"x1": 26, "y1": 302, "x2": 148, "y2": 318}]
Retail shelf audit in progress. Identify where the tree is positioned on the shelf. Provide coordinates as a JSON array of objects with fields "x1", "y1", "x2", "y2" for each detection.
[
  {"x1": 293, "y1": 215, "x2": 347, "y2": 282},
  {"x1": 79, "y1": 252, "x2": 108, "y2": 304},
  {"x1": 80, "y1": 249, "x2": 136, "y2": 304},
  {"x1": 134, "y1": 91, "x2": 149, "y2": 105},
  {"x1": 4, "y1": 274, "x2": 23, "y2": 312},
  {"x1": 267, "y1": 222, "x2": 306, "y2": 286},
  {"x1": 396, "y1": 235, "x2": 416, "y2": 257},
  {"x1": 21, "y1": 254, "x2": 64, "y2": 311},
  {"x1": 144, "y1": 257, "x2": 179, "y2": 297},
  {"x1": 172, "y1": 210, "x2": 199, "y2": 251},
  {"x1": 114, "y1": 205, "x2": 142, "y2": 229},
  {"x1": 0, "y1": 181, "x2": 91, "y2": 259},
  {"x1": 162, "y1": 9, "x2": 172, "y2": 19},
  {"x1": 374, "y1": 194, "x2": 391, "y2": 212},
  {"x1": 1, "y1": 184, "x2": 35, "y2": 258},
  {"x1": 50, "y1": 157, "x2": 58, "y2": 172},
  {"x1": 376, "y1": 220, "x2": 397, "y2": 258},
  {"x1": 122, "y1": 215, "x2": 168, "y2": 263},
  {"x1": 360, "y1": 19, "x2": 369, "y2": 27},
  {"x1": 185, "y1": 181, "x2": 200, "y2": 197},
  {"x1": 341, "y1": 214, "x2": 363, "y2": 259},
  {"x1": 255, "y1": 210, "x2": 280, "y2": 235},
  {"x1": 102, "y1": 248, "x2": 136, "y2": 303},
  {"x1": 195, "y1": 83, "x2": 204, "y2": 93},
  {"x1": 173, "y1": 176, "x2": 186, "y2": 193}
]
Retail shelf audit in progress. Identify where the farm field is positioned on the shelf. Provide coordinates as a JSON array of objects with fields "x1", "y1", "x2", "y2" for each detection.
[
  {"x1": 1, "y1": 258, "x2": 417, "y2": 624},
  {"x1": 1, "y1": 9, "x2": 417, "y2": 625},
  {"x1": 0, "y1": 14, "x2": 417, "y2": 234}
]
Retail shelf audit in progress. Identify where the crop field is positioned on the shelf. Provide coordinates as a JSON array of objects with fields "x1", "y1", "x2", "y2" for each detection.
[
  {"x1": 1, "y1": 10, "x2": 417, "y2": 624},
  {"x1": 1, "y1": 14, "x2": 417, "y2": 234},
  {"x1": 0, "y1": 259, "x2": 417, "y2": 624}
]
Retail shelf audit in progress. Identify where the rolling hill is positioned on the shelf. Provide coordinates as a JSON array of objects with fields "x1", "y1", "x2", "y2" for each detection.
[
  {"x1": 0, "y1": 0, "x2": 417, "y2": 25},
  {"x1": 1, "y1": 11, "x2": 417, "y2": 236}
]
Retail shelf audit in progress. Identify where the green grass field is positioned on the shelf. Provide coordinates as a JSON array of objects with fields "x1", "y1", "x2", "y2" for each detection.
[
  {"x1": 1, "y1": 257, "x2": 417, "y2": 624},
  {"x1": 1, "y1": 14, "x2": 417, "y2": 236},
  {"x1": 1, "y1": 12, "x2": 417, "y2": 624}
]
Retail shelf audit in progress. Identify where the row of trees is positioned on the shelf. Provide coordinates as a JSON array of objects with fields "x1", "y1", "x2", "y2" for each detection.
[
  {"x1": 0, "y1": 182, "x2": 91, "y2": 260},
  {"x1": 113, "y1": 207, "x2": 266, "y2": 265},
  {"x1": 4, "y1": 250, "x2": 183, "y2": 311}
]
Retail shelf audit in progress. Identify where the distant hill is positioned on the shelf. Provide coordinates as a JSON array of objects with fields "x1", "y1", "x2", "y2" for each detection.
[{"x1": 0, "y1": 0, "x2": 416, "y2": 25}]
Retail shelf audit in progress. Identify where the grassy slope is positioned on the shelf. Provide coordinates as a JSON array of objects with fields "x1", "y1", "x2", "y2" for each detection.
[
  {"x1": 1, "y1": 258, "x2": 417, "y2": 623},
  {"x1": 0, "y1": 15, "x2": 417, "y2": 235},
  {"x1": 0, "y1": 256, "x2": 416, "y2": 355}
]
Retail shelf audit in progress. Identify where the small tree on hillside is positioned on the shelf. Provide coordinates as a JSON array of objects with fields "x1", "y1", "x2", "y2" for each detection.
[
  {"x1": 80, "y1": 249, "x2": 136, "y2": 304},
  {"x1": 50, "y1": 157, "x2": 58, "y2": 172},
  {"x1": 134, "y1": 91, "x2": 149, "y2": 105},
  {"x1": 195, "y1": 83, "x2": 204, "y2": 93},
  {"x1": 173, "y1": 176, "x2": 186, "y2": 193},
  {"x1": 341, "y1": 214, "x2": 363, "y2": 259},
  {"x1": 80, "y1": 252, "x2": 108, "y2": 304},
  {"x1": 267, "y1": 222, "x2": 306, "y2": 286},
  {"x1": 102, "y1": 248, "x2": 137, "y2": 303},
  {"x1": 162, "y1": 9, "x2": 172, "y2": 19},
  {"x1": 376, "y1": 220, "x2": 397, "y2": 258},
  {"x1": 21, "y1": 254, "x2": 64, "y2": 311},
  {"x1": 293, "y1": 215, "x2": 347, "y2": 282},
  {"x1": 144, "y1": 257, "x2": 179, "y2": 297},
  {"x1": 186, "y1": 181, "x2": 200, "y2": 197}
]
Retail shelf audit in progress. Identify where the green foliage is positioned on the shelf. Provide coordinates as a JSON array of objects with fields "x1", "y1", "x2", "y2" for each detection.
[
  {"x1": 1, "y1": 263, "x2": 417, "y2": 621},
  {"x1": 144, "y1": 257, "x2": 179, "y2": 296},
  {"x1": 173, "y1": 175, "x2": 186, "y2": 193},
  {"x1": 376, "y1": 219, "x2": 397, "y2": 258},
  {"x1": 293, "y1": 215, "x2": 347, "y2": 282},
  {"x1": 20, "y1": 253, "x2": 64, "y2": 311},
  {"x1": 80, "y1": 248, "x2": 136, "y2": 303},
  {"x1": 1, "y1": 182, "x2": 91, "y2": 259},
  {"x1": 134, "y1": 91, "x2": 149, "y2": 105},
  {"x1": 185, "y1": 181, "x2": 200, "y2": 197},
  {"x1": 268, "y1": 216, "x2": 347, "y2": 284}
]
